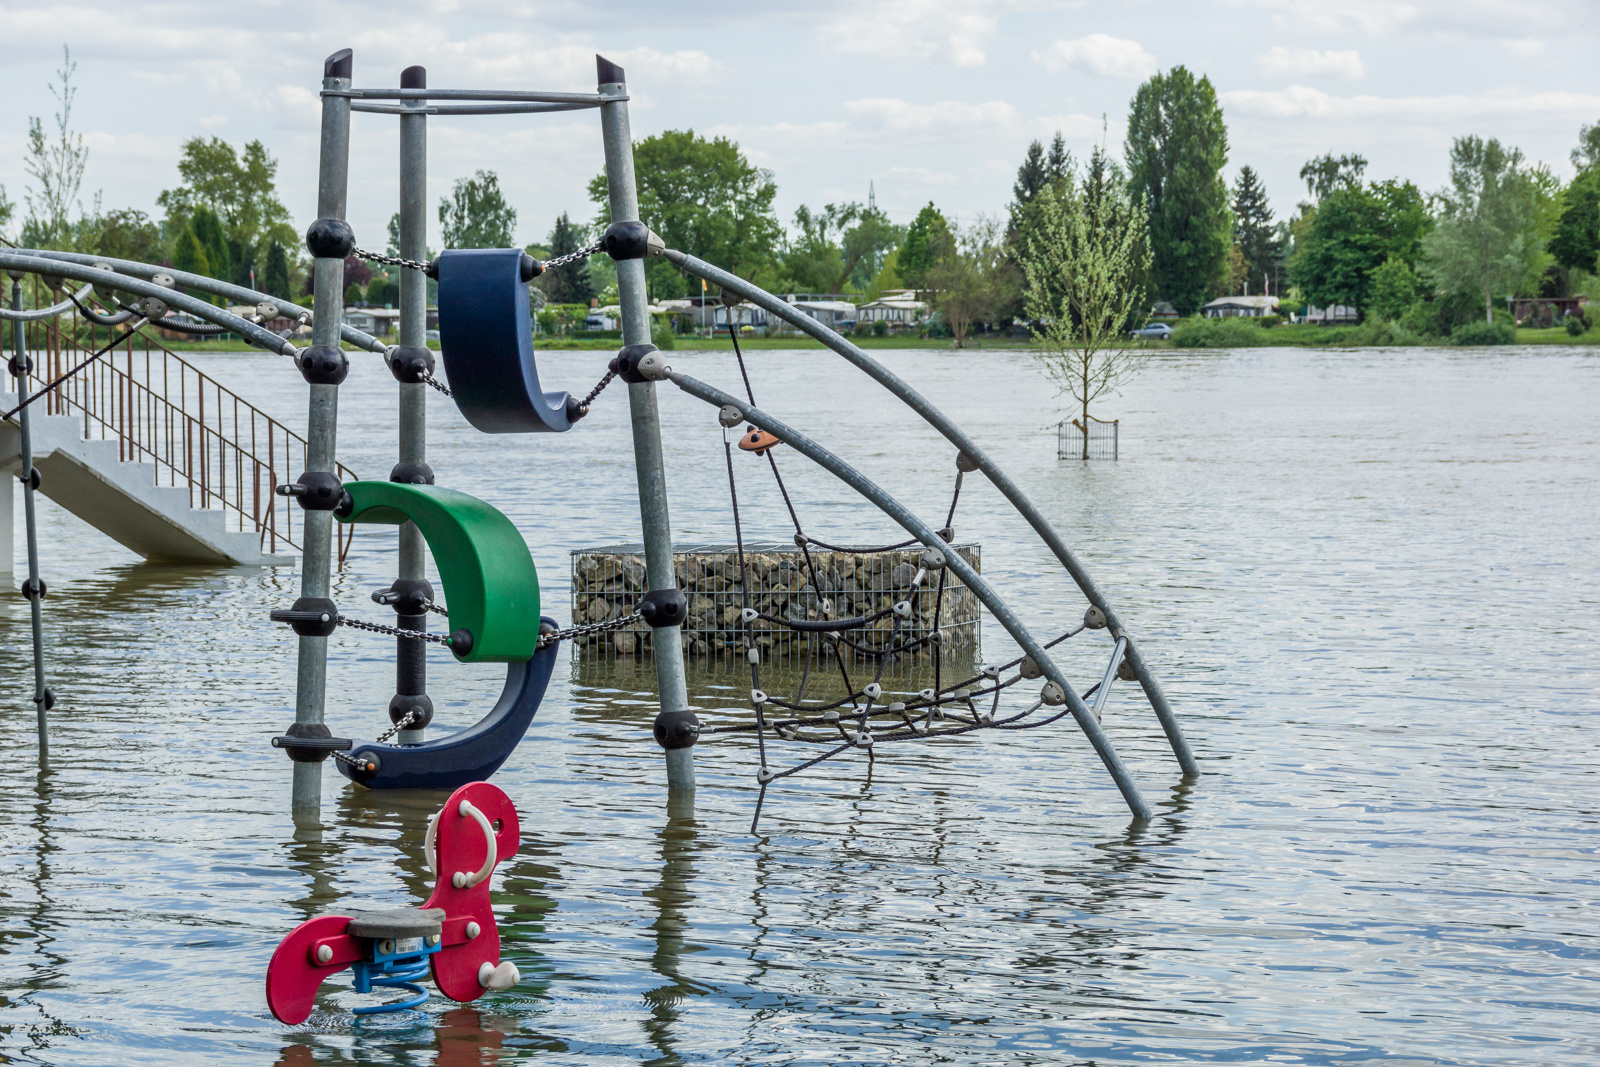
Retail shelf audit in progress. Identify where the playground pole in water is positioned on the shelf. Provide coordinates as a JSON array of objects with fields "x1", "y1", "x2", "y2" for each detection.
[
  {"x1": 394, "y1": 64, "x2": 430, "y2": 745},
  {"x1": 597, "y1": 55, "x2": 696, "y2": 794},
  {"x1": 8, "y1": 276, "x2": 49, "y2": 769},
  {"x1": 291, "y1": 49, "x2": 354, "y2": 822}
]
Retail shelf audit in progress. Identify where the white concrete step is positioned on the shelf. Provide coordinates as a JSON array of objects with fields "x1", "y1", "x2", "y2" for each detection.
[{"x1": 1, "y1": 394, "x2": 294, "y2": 566}]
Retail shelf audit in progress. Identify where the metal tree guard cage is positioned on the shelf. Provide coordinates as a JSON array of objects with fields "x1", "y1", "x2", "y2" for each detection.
[{"x1": 1058, "y1": 416, "x2": 1119, "y2": 460}]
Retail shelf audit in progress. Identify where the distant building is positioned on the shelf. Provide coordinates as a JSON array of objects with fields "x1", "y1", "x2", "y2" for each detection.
[
  {"x1": 1302, "y1": 304, "x2": 1359, "y2": 325},
  {"x1": 1148, "y1": 301, "x2": 1180, "y2": 321},
  {"x1": 1202, "y1": 295, "x2": 1280, "y2": 318},
  {"x1": 784, "y1": 297, "x2": 857, "y2": 329},
  {"x1": 343, "y1": 307, "x2": 401, "y2": 336},
  {"x1": 856, "y1": 296, "x2": 929, "y2": 326}
]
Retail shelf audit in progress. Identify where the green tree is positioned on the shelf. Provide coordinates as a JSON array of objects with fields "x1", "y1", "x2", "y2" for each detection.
[
  {"x1": 1232, "y1": 166, "x2": 1279, "y2": 291},
  {"x1": 263, "y1": 241, "x2": 291, "y2": 299},
  {"x1": 839, "y1": 205, "x2": 901, "y2": 291},
  {"x1": 1423, "y1": 136, "x2": 1547, "y2": 324},
  {"x1": 1571, "y1": 121, "x2": 1600, "y2": 171},
  {"x1": 91, "y1": 208, "x2": 163, "y2": 263},
  {"x1": 1292, "y1": 179, "x2": 1429, "y2": 316},
  {"x1": 23, "y1": 46, "x2": 89, "y2": 248},
  {"x1": 1550, "y1": 167, "x2": 1600, "y2": 275},
  {"x1": 784, "y1": 203, "x2": 855, "y2": 292},
  {"x1": 189, "y1": 206, "x2": 231, "y2": 282},
  {"x1": 1126, "y1": 66, "x2": 1232, "y2": 315},
  {"x1": 1020, "y1": 168, "x2": 1151, "y2": 453},
  {"x1": 1299, "y1": 153, "x2": 1368, "y2": 201},
  {"x1": 611, "y1": 133, "x2": 770, "y2": 292},
  {"x1": 1367, "y1": 257, "x2": 1423, "y2": 321},
  {"x1": 171, "y1": 227, "x2": 211, "y2": 302},
  {"x1": 539, "y1": 212, "x2": 594, "y2": 306},
  {"x1": 925, "y1": 216, "x2": 1012, "y2": 348},
  {"x1": 0, "y1": 185, "x2": 14, "y2": 239},
  {"x1": 157, "y1": 136, "x2": 293, "y2": 263},
  {"x1": 440, "y1": 170, "x2": 517, "y2": 248},
  {"x1": 587, "y1": 129, "x2": 782, "y2": 297},
  {"x1": 899, "y1": 202, "x2": 951, "y2": 290}
]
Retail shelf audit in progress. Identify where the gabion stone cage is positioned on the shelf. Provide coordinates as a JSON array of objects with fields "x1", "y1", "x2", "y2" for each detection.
[
  {"x1": 1057, "y1": 416, "x2": 1119, "y2": 460},
  {"x1": 571, "y1": 542, "x2": 981, "y2": 663}
]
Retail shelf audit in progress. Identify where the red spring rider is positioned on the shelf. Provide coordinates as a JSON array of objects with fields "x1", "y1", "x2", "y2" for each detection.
[{"x1": 266, "y1": 782, "x2": 522, "y2": 1023}]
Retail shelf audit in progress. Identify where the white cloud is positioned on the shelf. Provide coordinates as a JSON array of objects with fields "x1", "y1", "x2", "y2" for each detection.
[
  {"x1": 1221, "y1": 84, "x2": 1600, "y2": 122},
  {"x1": 845, "y1": 97, "x2": 1017, "y2": 132},
  {"x1": 1502, "y1": 38, "x2": 1545, "y2": 58},
  {"x1": 1257, "y1": 46, "x2": 1364, "y2": 80},
  {"x1": 1218, "y1": 0, "x2": 1566, "y2": 39},
  {"x1": 822, "y1": 0, "x2": 999, "y2": 67},
  {"x1": 1032, "y1": 35, "x2": 1157, "y2": 79},
  {"x1": 198, "y1": 114, "x2": 229, "y2": 129}
]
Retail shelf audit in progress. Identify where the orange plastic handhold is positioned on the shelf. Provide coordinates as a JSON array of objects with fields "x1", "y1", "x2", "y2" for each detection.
[{"x1": 738, "y1": 428, "x2": 782, "y2": 454}]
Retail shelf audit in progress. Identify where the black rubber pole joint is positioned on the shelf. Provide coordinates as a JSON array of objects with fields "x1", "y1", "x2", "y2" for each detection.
[
  {"x1": 20, "y1": 577, "x2": 47, "y2": 600},
  {"x1": 389, "y1": 461, "x2": 434, "y2": 485},
  {"x1": 639, "y1": 587, "x2": 687, "y2": 628},
  {"x1": 609, "y1": 343, "x2": 659, "y2": 385},
  {"x1": 388, "y1": 693, "x2": 434, "y2": 729},
  {"x1": 18, "y1": 467, "x2": 41, "y2": 490},
  {"x1": 601, "y1": 220, "x2": 652, "y2": 261},
  {"x1": 387, "y1": 345, "x2": 435, "y2": 383},
  {"x1": 653, "y1": 709, "x2": 701, "y2": 751},
  {"x1": 298, "y1": 345, "x2": 349, "y2": 385},
  {"x1": 372, "y1": 578, "x2": 434, "y2": 615},
  {"x1": 269, "y1": 597, "x2": 339, "y2": 637},
  {"x1": 8, "y1": 354, "x2": 31, "y2": 377},
  {"x1": 305, "y1": 218, "x2": 355, "y2": 260},
  {"x1": 277, "y1": 471, "x2": 348, "y2": 512},
  {"x1": 272, "y1": 722, "x2": 353, "y2": 763}
]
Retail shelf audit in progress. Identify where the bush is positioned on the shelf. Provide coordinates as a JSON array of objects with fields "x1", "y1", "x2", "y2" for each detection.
[
  {"x1": 1257, "y1": 314, "x2": 1283, "y2": 328},
  {"x1": 872, "y1": 319, "x2": 889, "y2": 337},
  {"x1": 1315, "y1": 319, "x2": 1422, "y2": 347},
  {"x1": 1169, "y1": 316, "x2": 1271, "y2": 348},
  {"x1": 1448, "y1": 319, "x2": 1516, "y2": 346},
  {"x1": 1565, "y1": 313, "x2": 1590, "y2": 336},
  {"x1": 651, "y1": 313, "x2": 676, "y2": 350}
]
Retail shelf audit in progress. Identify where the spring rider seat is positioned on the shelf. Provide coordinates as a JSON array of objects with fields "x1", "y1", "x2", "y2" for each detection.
[{"x1": 265, "y1": 782, "x2": 522, "y2": 1023}]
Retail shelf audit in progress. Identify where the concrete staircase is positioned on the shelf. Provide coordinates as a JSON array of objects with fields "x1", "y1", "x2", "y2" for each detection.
[{"x1": 2, "y1": 395, "x2": 288, "y2": 566}]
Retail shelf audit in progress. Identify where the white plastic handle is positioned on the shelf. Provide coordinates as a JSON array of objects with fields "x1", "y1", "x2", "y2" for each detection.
[
  {"x1": 424, "y1": 810, "x2": 441, "y2": 878},
  {"x1": 451, "y1": 799, "x2": 498, "y2": 890}
]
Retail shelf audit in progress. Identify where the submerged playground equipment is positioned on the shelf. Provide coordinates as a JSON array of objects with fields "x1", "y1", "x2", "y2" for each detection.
[{"x1": 2, "y1": 49, "x2": 1196, "y2": 827}]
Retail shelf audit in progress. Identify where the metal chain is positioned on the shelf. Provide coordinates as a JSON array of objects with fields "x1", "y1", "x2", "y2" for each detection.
[
  {"x1": 542, "y1": 243, "x2": 603, "y2": 271},
  {"x1": 353, "y1": 247, "x2": 433, "y2": 274},
  {"x1": 537, "y1": 608, "x2": 642, "y2": 649},
  {"x1": 424, "y1": 602, "x2": 450, "y2": 617},
  {"x1": 579, "y1": 368, "x2": 616, "y2": 412},
  {"x1": 420, "y1": 371, "x2": 452, "y2": 397},
  {"x1": 374, "y1": 708, "x2": 421, "y2": 745},
  {"x1": 337, "y1": 614, "x2": 453, "y2": 645}
]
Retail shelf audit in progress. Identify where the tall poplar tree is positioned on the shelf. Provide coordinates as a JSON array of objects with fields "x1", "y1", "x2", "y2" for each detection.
[{"x1": 1125, "y1": 67, "x2": 1231, "y2": 315}]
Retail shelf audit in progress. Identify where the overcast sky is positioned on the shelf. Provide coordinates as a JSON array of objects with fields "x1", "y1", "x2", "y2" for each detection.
[{"x1": 1, "y1": 0, "x2": 1595, "y2": 254}]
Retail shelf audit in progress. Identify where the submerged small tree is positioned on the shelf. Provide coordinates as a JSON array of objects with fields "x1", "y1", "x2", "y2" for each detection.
[{"x1": 1020, "y1": 162, "x2": 1151, "y2": 458}]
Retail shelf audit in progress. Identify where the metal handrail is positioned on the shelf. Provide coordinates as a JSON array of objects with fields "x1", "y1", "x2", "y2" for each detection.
[{"x1": 13, "y1": 282, "x2": 355, "y2": 560}]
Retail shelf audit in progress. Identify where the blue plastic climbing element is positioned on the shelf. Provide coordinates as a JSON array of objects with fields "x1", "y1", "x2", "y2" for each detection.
[
  {"x1": 436, "y1": 248, "x2": 575, "y2": 433},
  {"x1": 337, "y1": 627, "x2": 560, "y2": 791}
]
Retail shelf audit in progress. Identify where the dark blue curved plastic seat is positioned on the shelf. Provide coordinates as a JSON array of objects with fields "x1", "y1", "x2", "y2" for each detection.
[
  {"x1": 336, "y1": 621, "x2": 560, "y2": 791},
  {"x1": 436, "y1": 248, "x2": 574, "y2": 433}
]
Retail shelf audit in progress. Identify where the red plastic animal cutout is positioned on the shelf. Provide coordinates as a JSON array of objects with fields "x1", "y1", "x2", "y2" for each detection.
[{"x1": 265, "y1": 781, "x2": 521, "y2": 1024}]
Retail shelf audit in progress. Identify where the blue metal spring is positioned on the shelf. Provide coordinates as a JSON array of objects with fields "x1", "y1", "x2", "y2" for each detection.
[{"x1": 350, "y1": 956, "x2": 432, "y2": 1015}]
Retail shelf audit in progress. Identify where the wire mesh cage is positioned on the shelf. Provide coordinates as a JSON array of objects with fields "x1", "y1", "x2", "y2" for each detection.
[
  {"x1": 571, "y1": 542, "x2": 981, "y2": 667},
  {"x1": 1057, "y1": 416, "x2": 1119, "y2": 460}
]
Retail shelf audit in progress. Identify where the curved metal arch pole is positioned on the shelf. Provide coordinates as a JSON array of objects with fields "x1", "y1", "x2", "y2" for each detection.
[
  {"x1": 661, "y1": 249, "x2": 1196, "y2": 777},
  {"x1": 0, "y1": 254, "x2": 295, "y2": 354},
  {"x1": 667, "y1": 369, "x2": 1153, "y2": 822},
  {"x1": 0, "y1": 282, "x2": 94, "y2": 322},
  {"x1": 10, "y1": 249, "x2": 387, "y2": 356}
]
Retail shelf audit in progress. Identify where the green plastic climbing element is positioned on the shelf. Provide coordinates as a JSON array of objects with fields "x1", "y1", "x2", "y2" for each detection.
[{"x1": 336, "y1": 482, "x2": 540, "y2": 663}]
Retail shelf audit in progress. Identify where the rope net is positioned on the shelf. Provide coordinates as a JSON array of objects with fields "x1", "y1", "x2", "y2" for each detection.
[{"x1": 699, "y1": 326, "x2": 1126, "y2": 832}]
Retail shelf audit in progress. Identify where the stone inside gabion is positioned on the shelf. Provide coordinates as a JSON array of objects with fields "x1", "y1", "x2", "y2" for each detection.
[{"x1": 569, "y1": 542, "x2": 981, "y2": 663}]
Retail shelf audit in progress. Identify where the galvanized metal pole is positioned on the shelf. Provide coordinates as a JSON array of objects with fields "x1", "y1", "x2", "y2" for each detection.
[
  {"x1": 393, "y1": 64, "x2": 430, "y2": 745},
  {"x1": 292, "y1": 49, "x2": 354, "y2": 822},
  {"x1": 597, "y1": 56, "x2": 694, "y2": 793},
  {"x1": 9, "y1": 275, "x2": 49, "y2": 768}
]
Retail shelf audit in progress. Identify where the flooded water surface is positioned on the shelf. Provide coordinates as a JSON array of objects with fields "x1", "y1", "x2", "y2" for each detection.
[{"x1": 2, "y1": 344, "x2": 1597, "y2": 1065}]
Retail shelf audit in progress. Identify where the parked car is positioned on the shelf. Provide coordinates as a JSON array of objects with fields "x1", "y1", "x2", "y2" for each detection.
[{"x1": 1129, "y1": 322, "x2": 1173, "y2": 340}]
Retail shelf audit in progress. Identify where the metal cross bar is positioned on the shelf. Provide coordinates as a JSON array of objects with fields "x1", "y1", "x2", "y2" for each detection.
[
  {"x1": 335, "y1": 88, "x2": 611, "y2": 104},
  {"x1": 351, "y1": 101, "x2": 600, "y2": 116}
]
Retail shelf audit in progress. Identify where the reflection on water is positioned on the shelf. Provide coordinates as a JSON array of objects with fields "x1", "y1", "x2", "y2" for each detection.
[{"x1": 3, "y1": 345, "x2": 1599, "y2": 1064}]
